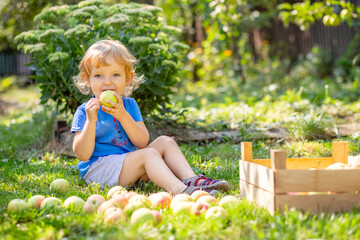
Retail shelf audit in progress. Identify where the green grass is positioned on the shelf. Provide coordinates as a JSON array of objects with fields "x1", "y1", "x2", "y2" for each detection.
[{"x1": 1, "y1": 85, "x2": 360, "y2": 239}]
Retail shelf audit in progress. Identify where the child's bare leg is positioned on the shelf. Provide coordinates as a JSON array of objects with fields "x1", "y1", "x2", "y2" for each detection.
[
  {"x1": 147, "y1": 136, "x2": 195, "y2": 180},
  {"x1": 118, "y1": 148, "x2": 187, "y2": 194}
]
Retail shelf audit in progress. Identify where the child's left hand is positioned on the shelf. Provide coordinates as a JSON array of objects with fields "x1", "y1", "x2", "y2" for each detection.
[{"x1": 101, "y1": 93, "x2": 126, "y2": 120}]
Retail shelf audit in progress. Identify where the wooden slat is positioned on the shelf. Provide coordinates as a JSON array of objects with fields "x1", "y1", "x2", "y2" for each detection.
[
  {"x1": 241, "y1": 142, "x2": 253, "y2": 162},
  {"x1": 240, "y1": 180, "x2": 275, "y2": 215},
  {"x1": 332, "y1": 141, "x2": 348, "y2": 164},
  {"x1": 271, "y1": 149, "x2": 286, "y2": 170},
  {"x1": 250, "y1": 157, "x2": 334, "y2": 169},
  {"x1": 239, "y1": 160, "x2": 274, "y2": 193},
  {"x1": 274, "y1": 169, "x2": 360, "y2": 193},
  {"x1": 275, "y1": 193, "x2": 360, "y2": 214}
]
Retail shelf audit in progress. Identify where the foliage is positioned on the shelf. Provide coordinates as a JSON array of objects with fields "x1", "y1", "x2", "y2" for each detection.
[{"x1": 15, "y1": 1, "x2": 189, "y2": 116}]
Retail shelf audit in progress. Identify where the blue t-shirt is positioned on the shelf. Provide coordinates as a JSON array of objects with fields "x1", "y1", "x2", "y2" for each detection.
[{"x1": 71, "y1": 97, "x2": 143, "y2": 178}]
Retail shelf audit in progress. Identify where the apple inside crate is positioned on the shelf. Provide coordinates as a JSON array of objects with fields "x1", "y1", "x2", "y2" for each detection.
[{"x1": 239, "y1": 141, "x2": 360, "y2": 215}]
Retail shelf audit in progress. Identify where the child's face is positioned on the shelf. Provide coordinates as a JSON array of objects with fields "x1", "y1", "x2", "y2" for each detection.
[{"x1": 84, "y1": 57, "x2": 133, "y2": 98}]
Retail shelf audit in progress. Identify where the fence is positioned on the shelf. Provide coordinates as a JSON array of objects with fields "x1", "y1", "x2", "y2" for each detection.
[{"x1": 0, "y1": 52, "x2": 32, "y2": 77}]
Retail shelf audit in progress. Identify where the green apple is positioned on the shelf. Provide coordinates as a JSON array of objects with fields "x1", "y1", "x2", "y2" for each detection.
[
  {"x1": 128, "y1": 195, "x2": 151, "y2": 208},
  {"x1": 7, "y1": 199, "x2": 29, "y2": 212},
  {"x1": 50, "y1": 179, "x2": 70, "y2": 193},
  {"x1": 40, "y1": 197, "x2": 62, "y2": 211},
  {"x1": 172, "y1": 201, "x2": 194, "y2": 214},
  {"x1": 107, "y1": 185, "x2": 127, "y2": 199},
  {"x1": 170, "y1": 193, "x2": 193, "y2": 209},
  {"x1": 196, "y1": 195, "x2": 218, "y2": 207},
  {"x1": 218, "y1": 195, "x2": 241, "y2": 209},
  {"x1": 27, "y1": 195, "x2": 46, "y2": 209},
  {"x1": 63, "y1": 196, "x2": 85, "y2": 211},
  {"x1": 83, "y1": 194, "x2": 106, "y2": 214},
  {"x1": 130, "y1": 208, "x2": 157, "y2": 226},
  {"x1": 100, "y1": 90, "x2": 118, "y2": 108},
  {"x1": 205, "y1": 206, "x2": 228, "y2": 220}
]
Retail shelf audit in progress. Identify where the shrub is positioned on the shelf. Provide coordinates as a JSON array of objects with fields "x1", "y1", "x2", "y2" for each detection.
[{"x1": 15, "y1": 1, "x2": 189, "y2": 116}]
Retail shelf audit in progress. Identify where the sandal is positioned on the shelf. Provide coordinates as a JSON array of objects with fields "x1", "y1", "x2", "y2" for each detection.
[
  {"x1": 182, "y1": 185, "x2": 219, "y2": 196},
  {"x1": 183, "y1": 173, "x2": 230, "y2": 191}
]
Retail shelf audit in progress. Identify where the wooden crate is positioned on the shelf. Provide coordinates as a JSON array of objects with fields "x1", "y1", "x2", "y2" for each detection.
[{"x1": 239, "y1": 141, "x2": 360, "y2": 215}]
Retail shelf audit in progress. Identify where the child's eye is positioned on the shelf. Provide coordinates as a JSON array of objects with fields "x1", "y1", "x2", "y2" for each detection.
[
  {"x1": 114, "y1": 73, "x2": 120, "y2": 77},
  {"x1": 94, "y1": 74, "x2": 102, "y2": 78}
]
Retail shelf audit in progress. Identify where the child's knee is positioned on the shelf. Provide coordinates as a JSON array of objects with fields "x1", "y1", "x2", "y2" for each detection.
[{"x1": 156, "y1": 135, "x2": 177, "y2": 145}]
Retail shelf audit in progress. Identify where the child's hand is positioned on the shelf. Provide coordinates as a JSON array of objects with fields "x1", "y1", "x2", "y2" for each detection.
[
  {"x1": 85, "y1": 98, "x2": 101, "y2": 122},
  {"x1": 101, "y1": 93, "x2": 126, "y2": 119}
]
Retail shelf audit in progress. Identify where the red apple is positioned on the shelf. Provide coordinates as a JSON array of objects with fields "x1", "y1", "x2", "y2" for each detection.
[
  {"x1": 148, "y1": 192, "x2": 172, "y2": 209},
  {"x1": 190, "y1": 202, "x2": 209, "y2": 216},
  {"x1": 150, "y1": 209, "x2": 162, "y2": 224},
  {"x1": 63, "y1": 196, "x2": 85, "y2": 212},
  {"x1": 7, "y1": 199, "x2": 29, "y2": 212},
  {"x1": 205, "y1": 206, "x2": 228, "y2": 220},
  {"x1": 130, "y1": 208, "x2": 157, "y2": 226},
  {"x1": 27, "y1": 195, "x2": 45, "y2": 209},
  {"x1": 123, "y1": 191, "x2": 138, "y2": 200},
  {"x1": 110, "y1": 195, "x2": 129, "y2": 209},
  {"x1": 103, "y1": 207, "x2": 127, "y2": 224}
]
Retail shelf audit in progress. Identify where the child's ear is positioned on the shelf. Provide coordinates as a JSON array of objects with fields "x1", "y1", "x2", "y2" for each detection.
[
  {"x1": 81, "y1": 72, "x2": 90, "y2": 87},
  {"x1": 126, "y1": 72, "x2": 134, "y2": 85}
]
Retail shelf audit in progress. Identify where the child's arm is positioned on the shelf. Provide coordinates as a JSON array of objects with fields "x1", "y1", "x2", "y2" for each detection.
[
  {"x1": 73, "y1": 98, "x2": 100, "y2": 161},
  {"x1": 102, "y1": 95, "x2": 149, "y2": 149}
]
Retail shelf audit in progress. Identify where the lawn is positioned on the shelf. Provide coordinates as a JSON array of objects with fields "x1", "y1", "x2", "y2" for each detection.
[{"x1": 1, "y1": 84, "x2": 360, "y2": 240}]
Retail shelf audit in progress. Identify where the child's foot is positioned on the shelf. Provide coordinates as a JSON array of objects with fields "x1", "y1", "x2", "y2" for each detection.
[
  {"x1": 181, "y1": 185, "x2": 219, "y2": 196},
  {"x1": 183, "y1": 173, "x2": 230, "y2": 191}
]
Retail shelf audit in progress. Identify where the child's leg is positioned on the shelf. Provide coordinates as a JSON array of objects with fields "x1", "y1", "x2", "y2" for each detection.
[
  {"x1": 118, "y1": 148, "x2": 187, "y2": 194},
  {"x1": 146, "y1": 136, "x2": 195, "y2": 180}
]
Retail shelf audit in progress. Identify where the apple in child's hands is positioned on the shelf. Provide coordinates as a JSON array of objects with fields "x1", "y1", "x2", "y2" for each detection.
[
  {"x1": 27, "y1": 195, "x2": 46, "y2": 209},
  {"x1": 7, "y1": 199, "x2": 29, "y2": 212},
  {"x1": 100, "y1": 90, "x2": 118, "y2": 108}
]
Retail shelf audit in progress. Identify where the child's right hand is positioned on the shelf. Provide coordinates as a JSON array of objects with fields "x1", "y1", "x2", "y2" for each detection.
[{"x1": 85, "y1": 98, "x2": 101, "y2": 122}]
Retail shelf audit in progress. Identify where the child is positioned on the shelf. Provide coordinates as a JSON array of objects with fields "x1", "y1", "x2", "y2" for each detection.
[{"x1": 71, "y1": 39, "x2": 230, "y2": 195}]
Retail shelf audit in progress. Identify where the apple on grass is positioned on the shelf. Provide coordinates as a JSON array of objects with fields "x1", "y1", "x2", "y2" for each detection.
[
  {"x1": 218, "y1": 195, "x2": 241, "y2": 209},
  {"x1": 111, "y1": 190, "x2": 129, "y2": 199},
  {"x1": 107, "y1": 185, "x2": 127, "y2": 199},
  {"x1": 63, "y1": 196, "x2": 85, "y2": 212},
  {"x1": 103, "y1": 207, "x2": 127, "y2": 224},
  {"x1": 172, "y1": 201, "x2": 194, "y2": 214},
  {"x1": 100, "y1": 90, "x2": 118, "y2": 108},
  {"x1": 205, "y1": 206, "x2": 228, "y2": 220},
  {"x1": 128, "y1": 195, "x2": 151, "y2": 208},
  {"x1": 170, "y1": 194, "x2": 193, "y2": 209},
  {"x1": 50, "y1": 179, "x2": 70, "y2": 193},
  {"x1": 150, "y1": 210, "x2": 162, "y2": 224},
  {"x1": 196, "y1": 195, "x2": 218, "y2": 207},
  {"x1": 123, "y1": 191, "x2": 138, "y2": 200},
  {"x1": 27, "y1": 195, "x2": 46, "y2": 209},
  {"x1": 130, "y1": 208, "x2": 157, "y2": 226},
  {"x1": 83, "y1": 195, "x2": 106, "y2": 214},
  {"x1": 190, "y1": 190, "x2": 210, "y2": 201},
  {"x1": 148, "y1": 192, "x2": 172, "y2": 209},
  {"x1": 7, "y1": 199, "x2": 29, "y2": 212},
  {"x1": 40, "y1": 197, "x2": 62, "y2": 211},
  {"x1": 190, "y1": 202, "x2": 209, "y2": 216}
]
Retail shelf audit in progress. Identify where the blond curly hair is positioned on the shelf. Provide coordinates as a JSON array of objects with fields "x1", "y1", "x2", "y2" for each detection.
[{"x1": 73, "y1": 39, "x2": 144, "y2": 96}]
